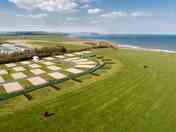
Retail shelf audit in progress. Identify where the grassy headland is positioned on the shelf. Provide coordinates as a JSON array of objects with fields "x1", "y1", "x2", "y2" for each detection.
[
  {"x1": 0, "y1": 34, "x2": 175, "y2": 131},
  {"x1": 0, "y1": 42, "x2": 176, "y2": 132}
]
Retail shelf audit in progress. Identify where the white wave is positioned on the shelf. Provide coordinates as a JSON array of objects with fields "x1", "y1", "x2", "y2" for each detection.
[{"x1": 118, "y1": 44, "x2": 176, "y2": 54}]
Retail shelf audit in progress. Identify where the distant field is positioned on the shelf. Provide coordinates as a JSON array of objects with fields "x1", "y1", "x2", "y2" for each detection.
[
  {"x1": 0, "y1": 35, "x2": 65, "y2": 42},
  {"x1": 0, "y1": 35, "x2": 92, "y2": 50},
  {"x1": 1, "y1": 46, "x2": 176, "y2": 131},
  {"x1": 28, "y1": 40, "x2": 92, "y2": 50}
]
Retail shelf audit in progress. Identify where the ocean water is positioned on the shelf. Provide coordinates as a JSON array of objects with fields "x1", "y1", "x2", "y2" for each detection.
[{"x1": 80, "y1": 35, "x2": 176, "y2": 52}]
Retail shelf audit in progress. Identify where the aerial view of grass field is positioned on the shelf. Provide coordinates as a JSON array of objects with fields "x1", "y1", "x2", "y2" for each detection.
[
  {"x1": 0, "y1": 35, "x2": 176, "y2": 132},
  {"x1": 1, "y1": 0, "x2": 176, "y2": 132}
]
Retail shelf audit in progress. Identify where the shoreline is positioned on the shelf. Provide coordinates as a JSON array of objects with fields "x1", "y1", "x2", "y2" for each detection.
[
  {"x1": 78, "y1": 38, "x2": 176, "y2": 54},
  {"x1": 118, "y1": 44, "x2": 176, "y2": 54},
  {"x1": 63, "y1": 37, "x2": 176, "y2": 54}
]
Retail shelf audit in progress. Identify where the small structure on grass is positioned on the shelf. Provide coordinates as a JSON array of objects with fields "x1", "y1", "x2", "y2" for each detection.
[
  {"x1": 144, "y1": 65, "x2": 148, "y2": 69},
  {"x1": 32, "y1": 56, "x2": 40, "y2": 62}
]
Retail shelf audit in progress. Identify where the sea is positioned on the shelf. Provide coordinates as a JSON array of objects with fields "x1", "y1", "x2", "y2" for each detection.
[{"x1": 80, "y1": 34, "x2": 176, "y2": 53}]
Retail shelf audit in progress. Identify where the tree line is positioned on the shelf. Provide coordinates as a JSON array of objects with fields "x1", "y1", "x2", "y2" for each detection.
[{"x1": 0, "y1": 46, "x2": 66, "y2": 64}]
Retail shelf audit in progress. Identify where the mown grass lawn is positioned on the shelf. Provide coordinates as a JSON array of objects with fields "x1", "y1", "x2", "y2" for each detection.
[{"x1": 0, "y1": 48, "x2": 176, "y2": 132}]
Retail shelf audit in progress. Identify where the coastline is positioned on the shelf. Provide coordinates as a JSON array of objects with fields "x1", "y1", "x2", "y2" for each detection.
[
  {"x1": 118, "y1": 44, "x2": 176, "y2": 54},
  {"x1": 81, "y1": 38, "x2": 176, "y2": 54},
  {"x1": 67, "y1": 37, "x2": 176, "y2": 54}
]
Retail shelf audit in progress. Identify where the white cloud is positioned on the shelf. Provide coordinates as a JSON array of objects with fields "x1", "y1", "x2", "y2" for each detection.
[
  {"x1": 100, "y1": 11, "x2": 128, "y2": 18},
  {"x1": 9, "y1": 0, "x2": 91, "y2": 12},
  {"x1": 100, "y1": 11, "x2": 153, "y2": 18},
  {"x1": 130, "y1": 12, "x2": 153, "y2": 17},
  {"x1": 81, "y1": 4, "x2": 90, "y2": 9},
  {"x1": 16, "y1": 13, "x2": 48, "y2": 18},
  {"x1": 88, "y1": 8, "x2": 102, "y2": 15}
]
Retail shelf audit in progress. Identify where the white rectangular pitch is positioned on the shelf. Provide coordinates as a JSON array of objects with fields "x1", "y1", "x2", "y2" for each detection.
[
  {"x1": 13, "y1": 66, "x2": 26, "y2": 72},
  {"x1": 75, "y1": 65, "x2": 95, "y2": 69},
  {"x1": 76, "y1": 61, "x2": 96, "y2": 65},
  {"x1": 72, "y1": 59, "x2": 88, "y2": 63},
  {"x1": 41, "y1": 61, "x2": 55, "y2": 65},
  {"x1": 55, "y1": 55, "x2": 65, "y2": 59},
  {"x1": 5, "y1": 63, "x2": 16, "y2": 68},
  {"x1": 48, "y1": 72, "x2": 66, "y2": 79},
  {"x1": 20, "y1": 61, "x2": 31, "y2": 65},
  {"x1": 28, "y1": 76, "x2": 47, "y2": 86},
  {"x1": 0, "y1": 70, "x2": 8, "y2": 75},
  {"x1": 66, "y1": 68, "x2": 84, "y2": 74},
  {"x1": 30, "y1": 69, "x2": 46, "y2": 75},
  {"x1": 48, "y1": 65, "x2": 61, "y2": 71},
  {"x1": 29, "y1": 64, "x2": 41, "y2": 68},
  {"x1": 74, "y1": 52, "x2": 82, "y2": 55},
  {"x1": 64, "y1": 57, "x2": 80, "y2": 62},
  {"x1": 0, "y1": 76, "x2": 5, "y2": 83},
  {"x1": 11, "y1": 72, "x2": 27, "y2": 80},
  {"x1": 82, "y1": 51, "x2": 92, "y2": 54},
  {"x1": 65, "y1": 54, "x2": 75, "y2": 57},
  {"x1": 43, "y1": 57, "x2": 55, "y2": 60},
  {"x1": 3, "y1": 82, "x2": 24, "y2": 93}
]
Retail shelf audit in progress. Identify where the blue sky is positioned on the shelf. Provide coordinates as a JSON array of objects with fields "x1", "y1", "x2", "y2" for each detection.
[{"x1": 0, "y1": 0, "x2": 176, "y2": 34}]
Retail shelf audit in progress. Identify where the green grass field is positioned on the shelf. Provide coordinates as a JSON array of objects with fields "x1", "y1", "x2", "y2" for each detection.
[
  {"x1": 28, "y1": 40, "x2": 92, "y2": 50},
  {"x1": 0, "y1": 47, "x2": 176, "y2": 132}
]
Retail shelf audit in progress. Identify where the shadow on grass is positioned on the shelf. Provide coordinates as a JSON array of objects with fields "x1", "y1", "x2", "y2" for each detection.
[
  {"x1": 24, "y1": 93, "x2": 33, "y2": 101},
  {"x1": 50, "y1": 85, "x2": 61, "y2": 91},
  {"x1": 102, "y1": 58, "x2": 112, "y2": 61},
  {"x1": 42, "y1": 112, "x2": 55, "y2": 118},
  {"x1": 72, "y1": 78, "x2": 83, "y2": 83},
  {"x1": 90, "y1": 72, "x2": 100, "y2": 76},
  {"x1": 97, "y1": 56, "x2": 104, "y2": 59}
]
